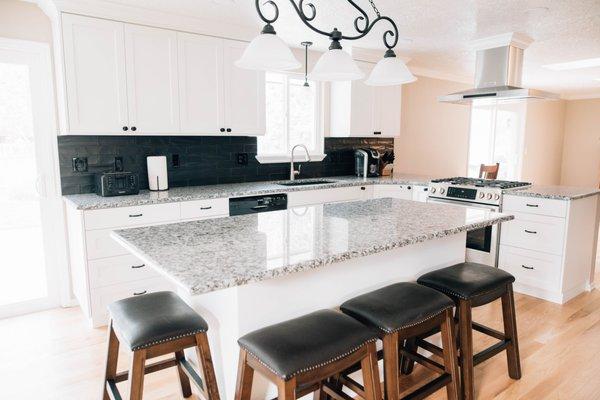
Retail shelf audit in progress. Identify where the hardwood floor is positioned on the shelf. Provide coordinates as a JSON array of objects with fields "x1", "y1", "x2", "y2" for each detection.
[{"x1": 1, "y1": 275, "x2": 599, "y2": 399}]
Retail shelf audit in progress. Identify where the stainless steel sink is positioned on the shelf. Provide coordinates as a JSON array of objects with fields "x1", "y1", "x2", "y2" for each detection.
[{"x1": 277, "y1": 179, "x2": 337, "y2": 187}]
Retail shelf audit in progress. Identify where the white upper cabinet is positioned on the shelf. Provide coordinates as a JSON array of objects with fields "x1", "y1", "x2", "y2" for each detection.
[
  {"x1": 59, "y1": 15, "x2": 265, "y2": 136},
  {"x1": 177, "y1": 33, "x2": 224, "y2": 134},
  {"x1": 222, "y1": 40, "x2": 266, "y2": 136},
  {"x1": 61, "y1": 14, "x2": 128, "y2": 134},
  {"x1": 329, "y1": 60, "x2": 401, "y2": 138},
  {"x1": 124, "y1": 25, "x2": 180, "y2": 134}
]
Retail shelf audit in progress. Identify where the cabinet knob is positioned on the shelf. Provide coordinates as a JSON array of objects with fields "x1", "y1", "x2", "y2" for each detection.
[
  {"x1": 131, "y1": 126, "x2": 137, "y2": 132},
  {"x1": 226, "y1": 128, "x2": 232, "y2": 133},
  {"x1": 122, "y1": 126, "x2": 128, "y2": 131},
  {"x1": 220, "y1": 128, "x2": 225, "y2": 132}
]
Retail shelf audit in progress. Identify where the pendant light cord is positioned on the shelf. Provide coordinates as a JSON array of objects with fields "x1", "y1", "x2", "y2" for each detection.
[{"x1": 368, "y1": 0, "x2": 381, "y2": 17}]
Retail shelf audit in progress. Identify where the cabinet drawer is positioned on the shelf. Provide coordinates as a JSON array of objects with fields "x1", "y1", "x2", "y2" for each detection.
[
  {"x1": 88, "y1": 254, "x2": 158, "y2": 288},
  {"x1": 180, "y1": 198, "x2": 228, "y2": 220},
  {"x1": 503, "y1": 195, "x2": 567, "y2": 218},
  {"x1": 86, "y1": 228, "x2": 130, "y2": 259},
  {"x1": 91, "y1": 276, "x2": 174, "y2": 326},
  {"x1": 84, "y1": 203, "x2": 180, "y2": 230},
  {"x1": 500, "y1": 212, "x2": 566, "y2": 255},
  {"x1": 499, "y1": 245, "x2": 562, "y2": 291}
]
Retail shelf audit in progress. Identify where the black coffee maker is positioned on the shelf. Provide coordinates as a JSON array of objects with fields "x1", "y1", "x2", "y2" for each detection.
[{"x1": 354, "y1": 148, "x2": 381, "y2": 178}]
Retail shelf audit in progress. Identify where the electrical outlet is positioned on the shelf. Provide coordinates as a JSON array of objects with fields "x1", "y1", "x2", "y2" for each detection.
[
  {"x1": 172, "y1": 154, "x2": 180, "y2": 168},
  {"x1": 72, "y1": 157, "x2": 88, "y2": 172},
  {"x1": 114, "y1": 156, "x2": 124, "y2": 172},
  {"x1": 236, "y1": 153, "x2": 248, "y2": 166}
]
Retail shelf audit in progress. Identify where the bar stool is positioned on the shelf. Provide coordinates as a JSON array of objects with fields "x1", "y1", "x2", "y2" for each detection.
[
  {"x1": 340, "y1": 282, "x2": 460, "y2": 400},
  {"x1": 101, "y1": 291, "x2": 220, "y2": 400},
  {"x1": 234, "y1": 309, "x2": 381, "y2": 400},
  {"x1": 416, "y1": 263, "x2": 521, "y2": 400}
]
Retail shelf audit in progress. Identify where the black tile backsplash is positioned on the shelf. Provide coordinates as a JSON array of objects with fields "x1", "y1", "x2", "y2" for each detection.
[{"x1": 57, "y1": 136, "x2": 394, "y2": 195}]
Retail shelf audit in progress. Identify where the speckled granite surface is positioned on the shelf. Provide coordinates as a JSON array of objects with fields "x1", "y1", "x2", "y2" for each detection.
[
  {"x1": 507, "y1": 185, "x2": 600, "y2": 201},
  {"x1": 64, "y1": 174, "x2": 436, "y2": 210},
  {"x1": 111, "y1": 198, "x2": 513, "y2": 295}
]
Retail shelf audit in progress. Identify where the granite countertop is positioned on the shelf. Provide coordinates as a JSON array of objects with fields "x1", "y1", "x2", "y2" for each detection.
[
  {"x1": 111, "y1": 198, "x2": 513, "y2": 295},
  {"x1": 63, "y1": 174, "x2": 436, "y2": 210},
  {"x1": 507, "y1": 185, "x2": 600, "y2": 201}
]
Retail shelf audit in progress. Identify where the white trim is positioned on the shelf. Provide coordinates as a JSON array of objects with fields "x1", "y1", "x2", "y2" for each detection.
[
  {"x1": 470, "y1": 32, "x2": 533, "y2": 51},
  {"x1": 561, "y1": 92, "x2": 600, "y2": 100},
  {"x1": 255, "y1": 154, "x2": 327, "y2": 164},
  {"x1": 410, "y1": 66, "x2": 473, "y2": 85}
]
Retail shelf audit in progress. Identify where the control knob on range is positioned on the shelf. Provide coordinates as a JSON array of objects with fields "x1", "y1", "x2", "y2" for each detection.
[
  {"x1": 430, "y1": 187, "x2": 436, "y2": 193},
  {"x1": 494, "y1": 194, "x2": 500, "y2": 200},
  {"x1": 440, "y1": 188, "x2": 446, "y2": 194},
  {"x1": 486, "y1": 193, "x2": 493, "y2": 200},
  {"x1": 478, "y1": 192, "x2": 485, "y2": 199}
]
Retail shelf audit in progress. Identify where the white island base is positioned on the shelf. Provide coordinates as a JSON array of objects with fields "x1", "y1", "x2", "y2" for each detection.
[{"x1": 177, "y1": 233, "x2": 466, "y2": 400}]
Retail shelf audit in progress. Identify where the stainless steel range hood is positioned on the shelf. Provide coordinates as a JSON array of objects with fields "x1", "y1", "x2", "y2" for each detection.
[{"x1": 439, "y1": 44, "x2": 559, "y2": 104}]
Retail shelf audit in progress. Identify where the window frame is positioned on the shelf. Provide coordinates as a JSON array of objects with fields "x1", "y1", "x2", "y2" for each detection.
[{"x1": 256, "y1": 72, "x2": 326, "y2": 164}]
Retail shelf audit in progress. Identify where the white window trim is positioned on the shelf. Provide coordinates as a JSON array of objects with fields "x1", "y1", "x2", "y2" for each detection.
[{"x1": 257, "y1": 72, "x2": 325, "y2": 164}]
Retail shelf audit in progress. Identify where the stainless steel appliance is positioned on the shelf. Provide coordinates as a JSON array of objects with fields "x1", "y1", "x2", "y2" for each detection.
[
  {"x1": 428, "y1": 177, "x2": 530, "y2": 266},
  {"x1": 229, "y1": 194, "x2": 288, "y2": 216},
  {"x1": 95, "y1": 172, "x2": 139, "y2": 197},
  {"x1": 354, "y1": 149, "x2": 380, "y2": 178}
]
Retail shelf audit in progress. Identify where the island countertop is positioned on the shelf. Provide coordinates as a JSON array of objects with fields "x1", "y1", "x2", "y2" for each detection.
[{"x1": 111, "y1": 198, "x2": 513, "y2": 296}]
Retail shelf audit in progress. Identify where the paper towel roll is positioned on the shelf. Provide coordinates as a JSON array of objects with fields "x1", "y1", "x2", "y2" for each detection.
[{"x1": 147, "y1": 156, "x2": 168, "y2": 191}]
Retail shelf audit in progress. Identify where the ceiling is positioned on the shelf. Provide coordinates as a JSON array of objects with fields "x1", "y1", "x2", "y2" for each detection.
[{"x1": 96, "y1": 0, "x2": 600, "y2": 98}]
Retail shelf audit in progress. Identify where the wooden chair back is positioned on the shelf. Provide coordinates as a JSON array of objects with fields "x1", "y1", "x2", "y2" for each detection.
[{"x1": 479, "y1": 163, "x2": 500, "y2": 180}]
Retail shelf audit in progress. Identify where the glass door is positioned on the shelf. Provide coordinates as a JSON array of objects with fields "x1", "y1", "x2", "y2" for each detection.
[{"x1": 0, "y1": 39, "x2": 62, "y2": 318}]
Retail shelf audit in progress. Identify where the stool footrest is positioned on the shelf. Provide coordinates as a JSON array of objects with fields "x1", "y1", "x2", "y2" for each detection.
[
  {"x1": 179, "y1": 357, "x2": 205, "y2": 391},
  {"x1": 338, "y1": 375, "x2": 365, "y2": 398},
  {"x1": 323, "y1": 381, "x2": 355, "y2": 400},
  {"x1": 400, "y1": 349, "x2": 445, "y2": 375},
  {"x1": 472, "y1": 322, "x2": 506, "y2": 341},
  {"x1": 473, "y1": 340, "x2": 510, "y2": 366},
  {"x1": 415, "y1": 339, "x2": 444, "y2": 358},
  {"x1": 402, "y1": 374, "x2": 452, "y2": 400},
  {"x1": 106, "y1": 380, "x2": 122, "y2": 400},
  {"x1": 114, "y1": 356, "x2": 178, "y2": 383}
]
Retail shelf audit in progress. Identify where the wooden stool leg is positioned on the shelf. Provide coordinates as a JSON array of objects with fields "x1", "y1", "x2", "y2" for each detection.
[
  {"x1": 501, "y1": 284, "x2": 522, "y2": 380},
  {"x1": 195, "y1": 333, "x2": 221, "y2": 400},
  {"x1": 277, "y1": 378, "x2": 297, "y2": 400},
  {"x1": 175, "y1": 350, "x2": 193, "y2": 398},
  {"x1": 383, "y1": 333, "x2": 400, "y2": 400},
  {"x1": 361, "y1": 341, "x2": 382, "y2": 400},
  {"x1": 128, "y1": 349, "x2": 147, "y2": 400},
  {"x1": 458, "y1": 299, "x2": 474, "y2": 400},
  {"x1": 440, "y1": 309, "x2": 460, "y2": 400},
  {"x1": 400, "y1": 337, "x2": 417, "y2": 375},
  {"x1": 313, "y1": 381, "x2": 326, "y2": 400},
  {"x1": 101, "y1": 321, "x2": 119, "y2": 400},
  {"x1": 235, "y1": 349, "x2": 254, "y2": 400}
]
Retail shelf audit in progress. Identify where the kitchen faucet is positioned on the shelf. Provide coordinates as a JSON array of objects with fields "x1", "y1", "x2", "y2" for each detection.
[{"x1": 290, "y1": 144, "x2": 311, "y2": 180}]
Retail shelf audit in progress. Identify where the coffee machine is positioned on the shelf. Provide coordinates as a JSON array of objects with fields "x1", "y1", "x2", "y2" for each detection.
[{"x1": 354, "y1": 148, "x2": 381, "y2": 178}]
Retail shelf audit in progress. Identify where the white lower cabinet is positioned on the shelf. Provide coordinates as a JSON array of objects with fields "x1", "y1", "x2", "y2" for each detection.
[
  {"x1": 373, "y1": 184, "x2": 413, "y2": 200},
  {"x1": 412, "y1": 185, "x2": 430, "y2": 202}
]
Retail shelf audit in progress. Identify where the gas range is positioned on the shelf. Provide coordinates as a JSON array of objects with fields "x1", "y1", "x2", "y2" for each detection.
[{"x1": 428, "y1": 177, "x2": 531, "y2": 207}]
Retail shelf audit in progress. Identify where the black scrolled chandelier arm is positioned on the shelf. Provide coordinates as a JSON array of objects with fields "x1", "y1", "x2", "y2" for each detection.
[{"x1": 254, "y1": 0, "x2": 399, "y2": 52}]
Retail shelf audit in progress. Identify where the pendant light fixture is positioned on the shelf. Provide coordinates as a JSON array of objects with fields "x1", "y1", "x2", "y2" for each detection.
[
  {"x1": 301, "y1": 41, "x2": 312, "y2": 87},
  {"x1": 238, "y1": 0, "x2": 416, "y2": 85}
]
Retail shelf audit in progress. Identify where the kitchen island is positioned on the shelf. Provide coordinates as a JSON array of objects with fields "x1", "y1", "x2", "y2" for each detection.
[{"x1": 111, "y1": 198, "x2": 511, "y2": 399}]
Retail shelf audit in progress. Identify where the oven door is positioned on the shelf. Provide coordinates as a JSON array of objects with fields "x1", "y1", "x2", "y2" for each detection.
[{"x1": 427, "y1": 197, "x2": 499, "y2": 267}]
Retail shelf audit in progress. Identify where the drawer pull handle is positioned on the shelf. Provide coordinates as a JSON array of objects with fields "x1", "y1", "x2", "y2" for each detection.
[
  {"x1": 521, "y1": 265, "x2": 535, "y2": 270},
  {"x1": 131, "y1": 264, "x2": 145, "y2": 269},
  {"x1": 524, "y1": 229, "x2": 538, "y2": 234},
  {"x1": 526, "y1": 204, "x2": 539, "y2": 208},
  {"x1": 251, "y1": 205, "x2": 268, "y2": 210},
  {"x1": 129, "y1": 213, "x2": 143, "y2": 218},
  {"x1": 133, "y1": 290, "x2": 147, "y2": 296},
  {"x1": 200, "y1": 206, "x2": 212, "y2": 210}
]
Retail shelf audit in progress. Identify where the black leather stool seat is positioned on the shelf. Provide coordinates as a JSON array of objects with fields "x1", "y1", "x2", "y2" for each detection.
[
  {"x1": 238, "y1": 309, "x2": 378, "y2": 380},
  {"x1": 108, "y1": 291, "x2": 208, "y2": 350},
  {"x1": 417, "y1": 263, "x2": 515, "y2": 300},
  {"x1": 340, "y1": 282, "x2": 454, "y2": 333}
]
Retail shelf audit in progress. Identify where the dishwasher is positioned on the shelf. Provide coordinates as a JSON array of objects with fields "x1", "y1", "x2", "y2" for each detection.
[{"x1": 229, "y1": 194, "x2": 288, "y2": 216}]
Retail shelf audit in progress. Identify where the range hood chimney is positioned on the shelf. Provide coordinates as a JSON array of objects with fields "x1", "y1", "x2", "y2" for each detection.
[{"x1": 439, "y1": 33, "x2": 559, "y2": 104}]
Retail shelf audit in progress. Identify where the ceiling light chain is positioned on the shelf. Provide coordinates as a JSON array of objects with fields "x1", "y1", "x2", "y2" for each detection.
[{"x1": 368, "y1": 0, "x2": 381, "y2": 18}]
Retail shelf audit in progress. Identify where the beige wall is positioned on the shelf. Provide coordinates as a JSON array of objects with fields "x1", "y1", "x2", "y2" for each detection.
[
  {"x1": 394, "y1": 76, "x2": 471, "y2": 177},
  {"x1": 520, "y1": 100, "x2": 566, "y2": 185},
  {"x1": 560, "y1": 99, "x2": 600, "y2": 187},
  {"x1": 0, "y1": 0, "x2": 52, "y2": 44}
]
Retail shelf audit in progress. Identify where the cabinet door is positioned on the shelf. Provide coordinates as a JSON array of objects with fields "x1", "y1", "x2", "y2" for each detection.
[
  {"x1": 349, "y1": 61, "x2": 376, "y2": 136},
  {"x1": 62, "y1": 14, "x2": 128, "y2": 134},
  {"x1": 177, "y1": 33, "x2": 224, "y2": 134},
  {"x1": 124, "y1": 24, "x2": 180, "y2": 133},
  {"x1": 222, "y1": 40, "x2": 266, "y2": 136},
  {"x1": 374, "y1": 85, "x2": 401, "y2": 137}
]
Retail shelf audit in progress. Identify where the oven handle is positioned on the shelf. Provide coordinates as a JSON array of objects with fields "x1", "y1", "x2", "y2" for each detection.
[{"x1": 427, "y1": 197, "x2": 499, "y2": 211}]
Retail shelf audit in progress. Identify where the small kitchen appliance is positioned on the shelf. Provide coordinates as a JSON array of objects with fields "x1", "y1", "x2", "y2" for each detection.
[
  {"x1": 428, "y1": 177, "x2": 531, "y2": 267},
  {"x1": 95, "y1": 172, "x2": 139, "y2": 197},
  {"x1": 147, "y1": 156, "x2": 168, "y2": 191},
  {"x1": 354, "y1": 148, "x2": 381, "y2": 178}
]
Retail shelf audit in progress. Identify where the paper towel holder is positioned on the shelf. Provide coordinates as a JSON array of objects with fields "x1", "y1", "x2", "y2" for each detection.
[{"x1": 147, "y1": 155, "x2": 169, "y2": 191}]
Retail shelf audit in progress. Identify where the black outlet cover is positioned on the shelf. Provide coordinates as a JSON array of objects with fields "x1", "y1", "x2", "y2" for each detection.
[
  {"x1": 236, "y1": 153, "x2": 248, "y2": 166},
  {"x1": 72, "y1": 157, "x2": 88, "y2": 172},
  {"x1": 172, "y1": 154, "x2": 180, "y2": 168}
]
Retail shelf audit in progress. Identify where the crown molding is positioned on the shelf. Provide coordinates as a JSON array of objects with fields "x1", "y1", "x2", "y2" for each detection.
[
  {"x1": 408, "y1": 66, "x2": 473, "y2": 85},
  {"x1": 471, "y1": 32, "x2": 533, "y2": 51}
]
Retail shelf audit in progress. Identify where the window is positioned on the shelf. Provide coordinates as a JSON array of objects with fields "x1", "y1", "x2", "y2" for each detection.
[
  {"x1": 257, "y1": 72, "x2": 324, "y2": 163},
  {"x1": 467, "y1": 102, "x2": 526, "y2": 180}
]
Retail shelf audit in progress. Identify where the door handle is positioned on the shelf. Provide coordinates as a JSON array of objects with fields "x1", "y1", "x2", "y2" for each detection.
[
  {"x1": 521, "y1": 265, "x2": 534, "y2": 270},
  {"x1": 526, "y1": 203, "x2": 539, "y2": 208},
  {"x1": 524, "y1": 229, "x2": 537, "y2": 234},
  {"x1": 200, "y1": 206, "x2": 212, "y2": 210}
]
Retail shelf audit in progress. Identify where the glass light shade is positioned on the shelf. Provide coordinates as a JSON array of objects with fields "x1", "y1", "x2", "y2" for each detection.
[
  {"x1": 235, "y1": 33, "x2": 301, "y2": 71},
  {"x1": 365, "y1": 56, "x2": 417, "y2": 86},
  {"x1": 309, "y1": 49, "x2": 365, "y2": 81}
]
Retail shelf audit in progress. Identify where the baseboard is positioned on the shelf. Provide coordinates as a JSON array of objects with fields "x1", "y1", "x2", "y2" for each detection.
[{"x1": 512, "y1": 283, "x2": 563, "y2": 304}]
